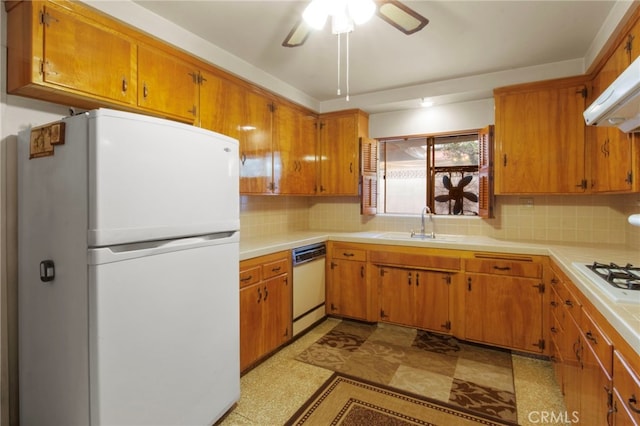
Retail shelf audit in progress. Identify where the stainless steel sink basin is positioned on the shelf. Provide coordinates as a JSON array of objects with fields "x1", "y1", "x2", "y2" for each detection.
[{"x1": 375, "y1": 232, "x2": 463, "y2": 242}]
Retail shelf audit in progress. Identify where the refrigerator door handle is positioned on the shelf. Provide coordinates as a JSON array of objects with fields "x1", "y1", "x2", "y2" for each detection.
[{"x1": 88, "y1": 231, "x2": 239, "y2": 265}]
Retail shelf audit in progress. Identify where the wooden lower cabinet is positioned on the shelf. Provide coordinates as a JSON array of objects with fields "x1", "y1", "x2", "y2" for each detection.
[
  {"x1": 325, "y1": 243, "x2": 373, "y2": 321},
  {"x1": 613, "y1": 350, "x2": 640, "y2": 425},
  {"x1": 239, "y1": 251, "x2": 291, "y2": 372},
  {"x1": 464, "y1": 256, "x2": 545, "y2": 353},
  {"x1": 547, "y1": 261, "x2": 634, "y2": 426},
  {"x1": 377, "y1": 266, "x2": 453, "y2": 333}
]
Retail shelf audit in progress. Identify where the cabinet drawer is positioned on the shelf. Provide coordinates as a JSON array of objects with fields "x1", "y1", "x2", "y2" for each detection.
[
  {"x1": 556, "y1": 281, "x2": 582, "y2": 323},
  {"x1": 262, "y1": 258, "x2": 289, "y2": 279},
  {"x1": 239, "y1": 266, "x2": 261, "y2": 288},
  {"x1": 369, "y1": 251, "x2": 460, "y2": 271},
  {"x1": 465, "y1": 258, "x2": 542, "y2": 278},
  {"x1": 581, "y1": 310, "x2": 613, "y2": 376},
  {"x1": 614, "y1": 350, "x2": 640, "y2": 425},
  {"x1": 332, "y1": 248, "x2": 367, "y2": 262}
]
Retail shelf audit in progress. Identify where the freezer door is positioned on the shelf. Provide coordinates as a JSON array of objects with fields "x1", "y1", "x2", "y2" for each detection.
[
  {"x1": 87, "y1": 109, "x2": 239, "y2": 246},
  {"x1": 88, "y1": 235, "x2": 240, "y2": 425}
]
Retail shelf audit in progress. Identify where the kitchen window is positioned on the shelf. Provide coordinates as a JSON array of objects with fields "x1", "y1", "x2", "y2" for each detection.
[{"x1": 378, "y1": 130, "x2": 484, "y2": 216}]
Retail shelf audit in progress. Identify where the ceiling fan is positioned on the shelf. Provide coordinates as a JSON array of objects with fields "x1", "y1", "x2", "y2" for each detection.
[{"x1": 282, "y1": 0, "x2": 429, "y2": 48}]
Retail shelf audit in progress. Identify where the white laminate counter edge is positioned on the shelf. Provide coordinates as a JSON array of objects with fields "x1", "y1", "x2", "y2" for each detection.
[{"x1": 240, "y1": 231, "x2": 640, "y2": 357}]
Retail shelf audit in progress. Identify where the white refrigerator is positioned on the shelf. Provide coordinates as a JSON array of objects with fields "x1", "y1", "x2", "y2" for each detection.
[{"x1": 17, "y1": 109, "x2": 240, "y2": 425}]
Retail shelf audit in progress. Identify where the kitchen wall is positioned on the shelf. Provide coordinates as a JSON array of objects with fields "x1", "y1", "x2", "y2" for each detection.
[{"x1": 240, "y1": 193, "x2": 640, "y2": 249}]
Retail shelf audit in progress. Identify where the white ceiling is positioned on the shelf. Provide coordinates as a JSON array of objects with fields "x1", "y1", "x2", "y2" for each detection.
[{"x1": 130, "y1": 1, "x2": 620, "y2": 113}]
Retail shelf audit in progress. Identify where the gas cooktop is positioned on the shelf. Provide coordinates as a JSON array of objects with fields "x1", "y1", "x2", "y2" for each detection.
[{"x1": 573, "y1": 262, "x2": 640, "y2": 304}]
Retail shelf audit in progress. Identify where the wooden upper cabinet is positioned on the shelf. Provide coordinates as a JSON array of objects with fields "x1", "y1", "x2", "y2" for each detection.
[
  {"x1": 137, "y1": 44, "x2": 199, "y2": 124},
  {"x1": 494, "y1": 78, "x2": 588, "y2": 194},
  {"x1": 238, "y1": 91, "x2": 273, "y2": 194},
  {"x1": 273, "y1": 103, "x2": 317, "y2": 195},
  {"x1": 318, "y1": 110, "x2": 369, "y2": 195},
  {"x1": 7, "y1": 0, "x2": 136, "y2": 108},
  {"x1": 587, "y1": 28, "x2": 636, "y2": 193},
  {"x1": 199, "y1": 70, "x2": 244, "y2": 140}
]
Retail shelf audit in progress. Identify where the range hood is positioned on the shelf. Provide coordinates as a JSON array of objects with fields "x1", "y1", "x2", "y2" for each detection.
[{"x1": 584, "y1": 55, "x2": 640, "y2": 133}]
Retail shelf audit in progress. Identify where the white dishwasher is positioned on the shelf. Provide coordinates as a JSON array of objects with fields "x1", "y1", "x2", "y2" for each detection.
[{"x1": 292, "y1": 243, "x2": 326, "y2": 337}]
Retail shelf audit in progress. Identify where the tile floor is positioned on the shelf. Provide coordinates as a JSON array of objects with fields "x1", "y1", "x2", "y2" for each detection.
[{"x1": 219, "y1": 318, "x2": 569, "y2": 426}]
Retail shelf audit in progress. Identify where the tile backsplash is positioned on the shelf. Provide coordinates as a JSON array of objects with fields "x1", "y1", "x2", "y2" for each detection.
[{"x1": 240, "y1": 193, "x2": 640, "y2": 249}]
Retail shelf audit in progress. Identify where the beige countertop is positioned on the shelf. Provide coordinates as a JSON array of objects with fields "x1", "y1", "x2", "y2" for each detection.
[{"x1": 240, "y1": 231, "x2": 640, "y2": 357}]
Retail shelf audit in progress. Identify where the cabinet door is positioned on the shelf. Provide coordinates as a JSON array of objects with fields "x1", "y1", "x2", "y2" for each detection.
[
  {"x1": 273, "y1": 103, "x2": 317, "y2": 195},
  {"x1": 465, "y1": 274, "x2": 544, "y2": 352},
  {"x1": 580, "y1": 339, "x2": 613, "y2": 425},
  {"x1": 239, "y1": 282, "x2": 265, "y2": 371},
  {"x1": 414, "y1": 271, "x2": 450, "y2": 332},
  {"x1": 378, "y1": 267, "x2": 414, "y2": 327},
  {"x1": 590, "y1": 128, "x2": 633, "y2": 192},
  {"x1": 262, "y1": 275, "x2": 291, "y2": 354},
  {"x1": 199, "y1": 70, "x2": 244, "y2": 140},
  {"x1": 40, "y1": 3, "x2": 135, "y2": 105},
  {"x1": 318, "y1": 114, "x2": 359, "y2": 195},
  {"x1": 137, "y1": 45, "x2": 198, "y2": 123},
  {"x1": 495, "y1": 84, "x2": 587, "y2": 194},
  {"x1": 561, "y1": 313, "x2": 582, "y2": 416},
  {"x1": 239, "y1": 91, "x2": 273, "y2": 193},
  {"x1": 327, "y1": 259, "x2": 368, "y2": 320}
]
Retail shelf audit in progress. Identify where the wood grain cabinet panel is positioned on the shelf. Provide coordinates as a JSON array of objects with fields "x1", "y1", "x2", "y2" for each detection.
[
  {"x1": 7, "y1": 0, "x2": 136, "y2": 108},
  {"x1": 494, "y1": 78, "x2": 588, "y2": 194},
  {"x1": 137, "y1": 44, "x2": 199, "y2": 124},
  {"x1": 239, "y1": 251, "x2": 291, "y2": 372},
  {"x1": 325, "y1": 243, "x2": 374, "y2": 321},
  {"x1": 464, "y1": 255, "x2": 545, "y2": 353},
  {"x1": 613, "y1": 350, "x2": 640, "y2": 426},
  {"x1": 317, "y1": 110, "x2": 369, "y2": 195}
]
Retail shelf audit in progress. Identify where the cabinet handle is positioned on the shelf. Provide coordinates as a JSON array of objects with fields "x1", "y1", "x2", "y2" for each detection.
[
  {"x1": 585, "y1": 331, "x2": 597, "y2": 344},
  {"x1": 263, "y1": 286, "x2": 269, "y2": 301},
  {"x1": 550, "y1": 301, "x2": 558, "y2": 307},
  {"x1": 272, "y1": 266, "x2": 281, "y2": 273},
  {"x1": 349, "y1": 162, "x2": 353, "y2": 173},
  {"x1": 493, "y1": 266, "x2": 511, "y2": 271},
  {"x1": 121, "y1": 77, "x2": 128, "y2": 93},
  {"x1": 628, "y1": 394, "x2": 640, "y2": 414},
  {"x1": 550, "y1": 326, "x2": 558, "y2": 334},
  {"x1": 257, "y1": 287, "x2": 262, "y2": 303},
  {"x1": 415, "y1": 273, "x2": 420, "y2": 287},
  {"x1": 408, "y1": 272, "x2": 412, "y2": 286},
  {"x1": 330, "y1": 303, "x2": 338, "y2": 311},
  {"x1": 550, "y1": 278, "x2": 558, "y2": 285},
  {"x1": 143, "y1": 82, "x2": 149, "y2": 99},
  {"x1": 240, "y1": 275, "x2": 252, "y2": 282},
  {"x1": 503, "y1": 154, "x2": 507, "y2": 167},
  {"x1": 342, "y1": 252, "x2": 354, "y2": 257},
  {"x1": 360, "y1": 265, "x2": 365, "y2": 278},
  {"x1": 241, "y1": 153, "x2": 247, "y2": 166},
  {"x1": 188, "y1": 105, "x2": 197, "y2": 116},
  {"x1": 565, "y1": 300, "x2": 574, "y2": 308}
]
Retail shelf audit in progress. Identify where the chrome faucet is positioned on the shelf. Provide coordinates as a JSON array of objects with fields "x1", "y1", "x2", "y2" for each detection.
[{"x1": 420, "y1": 206, "x2": 435, "y2": 238}]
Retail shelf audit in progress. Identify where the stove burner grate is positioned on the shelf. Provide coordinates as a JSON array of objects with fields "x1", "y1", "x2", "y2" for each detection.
[{"x1": 587, "y1": 262, "x2": 640, "y2": 291}]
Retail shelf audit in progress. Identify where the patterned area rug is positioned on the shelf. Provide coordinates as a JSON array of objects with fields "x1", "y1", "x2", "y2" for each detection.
[
  {"x1": 295, "y1": 320, "x2": 518, "y2": 425},
  {"x1": 285, "y1": 373, "x2": 515, "y2": 426}
]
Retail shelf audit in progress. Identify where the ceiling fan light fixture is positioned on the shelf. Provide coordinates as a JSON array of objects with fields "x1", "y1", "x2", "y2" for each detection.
[
  {"x1": 347, "y1": 0, "x2": 376, "y2": 25},
  {"x1": 377, "y1": 0, "x2": 429, "y2": 34},
  {"x1": 303, "y1": 0, "x2": 329, "y2": 30},
  {"x1": 420, "y1": 97, "x2": 433, "y2": 107}
]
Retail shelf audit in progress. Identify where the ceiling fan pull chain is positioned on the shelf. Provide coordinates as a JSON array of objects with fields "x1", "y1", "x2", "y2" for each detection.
[
  {"x1": 337, "y1": 33, "x2": 341, "y2": 96},
  {"x1": 346, "y1": 31, "x2": 350, "y2": 101}
]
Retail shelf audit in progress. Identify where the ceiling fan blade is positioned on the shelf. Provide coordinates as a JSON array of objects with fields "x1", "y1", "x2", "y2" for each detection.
[
  {"x1": 375, "y1": 0, "x2": 429, "y2": 35},
  {"x1": 282, "y1": 19, "x2": 311, "y2": 47}
]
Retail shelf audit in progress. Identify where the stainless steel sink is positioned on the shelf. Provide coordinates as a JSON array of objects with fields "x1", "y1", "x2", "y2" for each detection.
[{"x1": 375, "y1": 232, "x2": 463, "y2": 242}]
